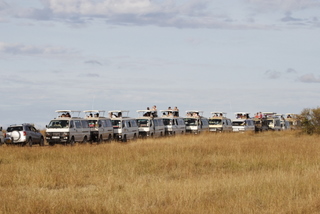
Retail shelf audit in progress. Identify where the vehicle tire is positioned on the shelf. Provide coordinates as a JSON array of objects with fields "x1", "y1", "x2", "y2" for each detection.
[
  {"x1": 106, "y1": 134, "x2": 112, "y2": 143},
  {"x1": 82, "y1": 136, "x2": 88, "y2": 144},
  {"x1": 39, "y1": 137, "x2": 44, "y2": 146},
  {"x1": 122, "y1": 135, "x2": 127, "y2": 142},
  {"x1": 12, "y1": 131, "x2": 21, "y2": 141},
  {"x1": 49, "y1": 142, "x2": 55, "y2": 146},
  {"x1": 133, "y1": 134, "x2": 137, "y2": 141},
  {"x1": 69, "y1": 137, "x2": 75, "y2": 146},
  {"x1": 97, "y1": 135, "x2": 103, "y2": 144},
  {"x1": 28, "y1": 138, "x2": 33, "y2": 147},
  {"x1": 0, "y1": 139, "x2": 2, "y2": 146}
]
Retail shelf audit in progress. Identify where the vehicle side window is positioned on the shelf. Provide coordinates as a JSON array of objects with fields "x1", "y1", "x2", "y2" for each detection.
[
  {"x1": 70, "y1": 121, "x2": 74, "y2": 128},
  {"x1": 106, "y1": 120, "x2": 112, "y2": 127},
  {"x1": 131, "y1": 120, "x2": 137, "y2": 127},
  {"x1": 81, "y1": 120, "x2": 89, "y2": 128},
  {"x1": 100, "y1": 120, "x2": 107, "y2": 127},
  {"x1": 74, "y1": 120, "x2": 82, "y2": 128},
  {"x1": 159, "y1": 119, "x2": 164, "y2": 126}
]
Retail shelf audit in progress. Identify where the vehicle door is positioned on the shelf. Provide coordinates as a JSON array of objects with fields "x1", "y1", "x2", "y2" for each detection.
[
  {"x1": 73, "y1": 120, "x2": 83, "y2": 141},
  {"x1": 81, "y1": 120, "x2": 90, "y2": 140},
  {"x1": 29, "y1": 126, "x2": 40, "y2": 143}
]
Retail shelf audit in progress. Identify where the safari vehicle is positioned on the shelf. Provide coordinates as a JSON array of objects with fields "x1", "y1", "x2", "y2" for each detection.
[
  {"x1": 136, "y1": 110, "x2": 165, "y2": 138},
  {"x1": 4, "y1": 123, "x2": 44, "y2": 146},
  {"x1": 276, "y1": 114, "x2": 290, "y2": 130},
  {"x1": 83, "y1": 110, "x2": 113, "y2": 143},
  {"x1": 208, "y1": 112, "x2": 232, "y2": 132},
  {"x1": 184, "y1": 110, "x2": 209, "y2": 134},
  {"x1": 45, "y1": 110, "x2": 90, "y2": 146},
  {"x1": 285, "y1": 113, "x2": 301, "y2": 130},
  {"x1": 262, "y1": 112, "x2": 281, "y2": 131},
  {"x1": 160, "y1": 110, "x2": 186, "y2": 136},
  {"x1": 0, "y1": 126, "x2": 4, "y2": 145},
  {"x1": 109, "y1": 110, "x2": 138, "y2": 142},
  {"x1": 252, "y1": 117, "x2": 269, "y2": 132},
  {"x1": 232, "y1": 112, "x2": 255, "y2": 132}
]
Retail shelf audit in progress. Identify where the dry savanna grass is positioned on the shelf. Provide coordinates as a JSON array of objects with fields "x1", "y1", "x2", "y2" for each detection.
[{"x1": 1, "y1": 131, "x2": 320, "y2": 213}]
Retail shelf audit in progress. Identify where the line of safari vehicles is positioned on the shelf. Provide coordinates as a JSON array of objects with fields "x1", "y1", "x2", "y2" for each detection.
[{"x1": 42, "y1": 109, "x2": 301, "y2": 145}]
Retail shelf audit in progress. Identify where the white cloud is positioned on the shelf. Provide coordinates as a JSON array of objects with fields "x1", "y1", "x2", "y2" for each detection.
[
  {"x1": 265, "y1": 70, "x2": 281, "y2": 79},
  {"x1": 245, "y1": 0, "x2": 320, "y2": 11},
  {"x1": 0, "y1": 42, "x2": 75, "y2": 55},
  {"x1": 298, "y1": 73, "x2": 320, "y2": 83}
]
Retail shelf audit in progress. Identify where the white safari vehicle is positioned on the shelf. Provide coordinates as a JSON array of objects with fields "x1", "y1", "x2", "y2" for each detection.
[
  {"x1": 83, "y1": 110, "x2": 113, "y2": 143},
  {"x1": 232, "y1": 112, "x2": 255, "y2": 132},
  {"x1": 184, "y1": 110, "x2": 209, "y2": 134},
  {"x1": 285, "y1": 113, "x2": 301, "y2": 130},
  {"x1": 136, "y1": 110, "x2": 165, "y2": 138},
  {"x1": 160, "y1": 110, "x2": 186, "y2": 136},
  {"x1": 263, "y1": 112, "x2": 281, "y2": 131},
  {"x1": 208, "y1": 112, "x2": 232, "y2": 132},
  {"x1": 46, "y1": 110, "x2": 91, "y2": 146},
  {"x1": 109, "y1": 110, "x2": 138, "y2": 142}
]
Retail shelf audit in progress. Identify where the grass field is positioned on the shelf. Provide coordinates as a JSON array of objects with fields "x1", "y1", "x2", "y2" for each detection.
[{"x1": 1, "y1": 131, "x2": 320, "y2": 214}]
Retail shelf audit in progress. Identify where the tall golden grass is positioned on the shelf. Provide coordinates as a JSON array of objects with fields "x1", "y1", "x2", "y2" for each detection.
[{"x1": 1, "y1": 131, "x2": 320, "y2": 213}]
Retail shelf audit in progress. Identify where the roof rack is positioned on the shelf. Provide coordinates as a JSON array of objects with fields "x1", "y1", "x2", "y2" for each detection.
[
  {"x1": 108, "y1": 110, "x2": 130, "y2": 118},
  {"x1": 83, "y1": 110, "x2": 106, "y2": 118},
  {"x1": 55, "y1": 110, "x2": 81, "y2": 118}
]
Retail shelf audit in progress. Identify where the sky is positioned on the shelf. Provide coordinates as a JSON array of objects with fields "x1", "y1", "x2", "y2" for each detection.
[{"x1": 1, "y1": 0, "x2": 320, "y2": 128}]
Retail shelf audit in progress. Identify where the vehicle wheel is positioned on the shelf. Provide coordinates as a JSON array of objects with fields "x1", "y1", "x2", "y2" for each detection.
[
  {"x1": 106, "y1": 134, "x2": 112, "y2": 143},
  {"x1": 122, "y1": 135, "x2": 127, "y2": 142},
  {"x1": 39, "y1": 137, "x2": 44, "y2": 146},
  {"x1": 133, "y1": 134, "x2": 137, "y2": 141},
  {"x1": 82, "y1": 136, "x2": 88, "y2": 144},
  {"x1": 97, "y1": 135, "x2": 103, "y2": 144},
  {"x1": 12, "y1": 131, "x2": 21, "y2": 141},
  {"x1": 49, "y1": 142, "x2": 55, "y2": 146},
  {"x1": 69, "y1": 137, "x2": 75, "y2": 146},
  {"x1": 28, "y1": 138, "x2": 33, "y2": 147},
  {"x1": 0, "y1": 139, "x2": 2, "y2": 146}
]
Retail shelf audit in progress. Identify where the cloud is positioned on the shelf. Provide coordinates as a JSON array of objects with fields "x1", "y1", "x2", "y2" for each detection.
[
  {"x1": 4, "y1": 0, "x2": 271, "y2": 29},
  {"x1": 245, "y1": 0, "x2": 320, "y2": 11},
  {"x1": 281, "y1": 12, "x2": 303, "y2": 22},
  {"x1": 0, "y1": 42, "x2": 75, "y2": 55},
  {"x1": 84, "y1": 60, "x2": 102, "y2": 65},
  {"x1": 265, "y1": 70, "x2": 281, "y2": 79},
  {"x1": 298, "y1": 73, "x2": 320, "y2": 83},
  {"x1": 286, "y1": 68, "x2": 297, "y2": 74}
]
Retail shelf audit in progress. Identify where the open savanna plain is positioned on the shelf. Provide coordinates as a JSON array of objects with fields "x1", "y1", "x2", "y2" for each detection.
[{"x1": 1, "y1": 131, "x2": 320, "y2": 214}]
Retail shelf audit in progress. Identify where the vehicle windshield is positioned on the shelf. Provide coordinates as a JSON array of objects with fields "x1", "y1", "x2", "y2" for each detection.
[
  {"x1": 209, "y1": 119, "x2": 221, "y2": 125},
  {"x1": 7, "y1": 126, "x2": 23, "y2": 132},
  {"x1": 184, "y1": 118, "x2": 198, "y2": 126},
  {"x1": 232, "y1": 121, "x2": 245, "y2": 126},
  {"x1": 112, "y1": 120, "x2": 122, "y2": 128},
  {"x1": 47, "y1": 120, "x2": 69, "y2": 128},
  {"x1": 267, "y1": 119, "x2": 274, "y2": 125},
  {"x1": 137, "y1": 119, "x2": 149, "y2": 127},
  {"x1": 87, "y1": 119, "x2": 98, "y2": 128},
  {"x1": 163, "y1": 118, "x2": 173, "y2": 126}
]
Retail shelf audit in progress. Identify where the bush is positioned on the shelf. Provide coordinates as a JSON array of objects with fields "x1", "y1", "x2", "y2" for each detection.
[{"x1": 300, "y1": 107, "x2": 320, "y2": 135}]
